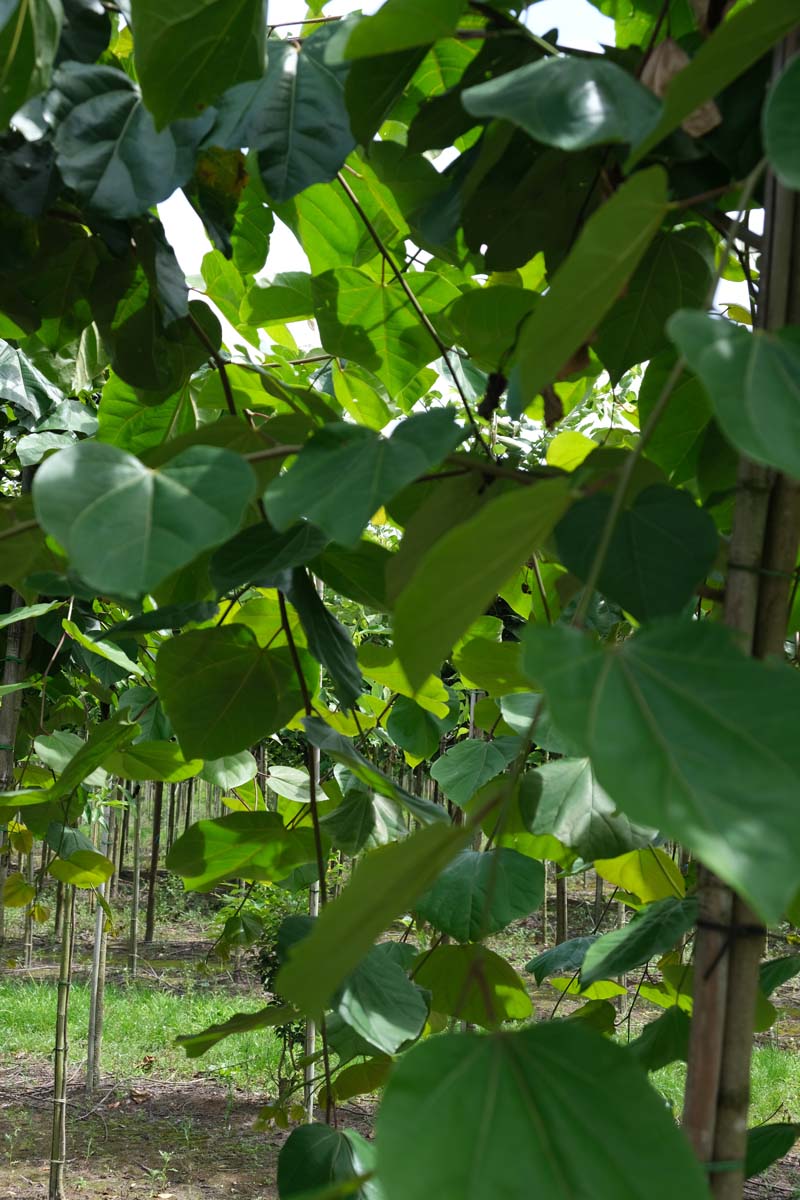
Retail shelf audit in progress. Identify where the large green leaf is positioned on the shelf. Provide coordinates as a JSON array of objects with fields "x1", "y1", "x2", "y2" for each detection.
[
  {"x1": 745, "y1": 1123, "x2": 800, "y2": 1180},
  {"x1": 594, "y1": 230, "x2": 713, "y2": 384},
  {"x1": 522, "y1": 619, "x2": 800, "y2": 922},
  {"x1": 241, "y1": 272, "x2": 315, "y2": 325},
  {"x1": 278, "y1": 1125, "x2": 379, "y2": 1200},
  {"x1": 51, "y1": 64, "x2": 210, "y2": 218},
  {"x1": 103, "y1": 740, "x2": 202, "y2": 783},
  {"x1": 264, "y1": 411, "x2": 464, "y2": 547},
  {"x1": 376, "y1": 1025, "x2": 709, "y2": 1200},
  {"x1": 429, "y1": 739, "x2": 507, "y2": 808},
  {"x1": 386, "y1": 695, "x2": 450, "y2": 764},
  {"x1": 33, "y1": 442, "x2": 256, "y2": 599},
  {"x1": 335, "y1": 945, "x2": 428, "y2": 1055},
  {"x1": 763, "y1": 54, "x2": 800, "y2": 190},
  {"x1": 627, "y1": 1007, "x2": 691, "y2": 1073},
  {"x1": 345, "y1": 0, "x2": 465, "y2": 58},
  {"x1": 0, "y1": 0, "x2": 62, "y2": 127},
  {"x1": 510, "y1": 167, "x2": 668, "y2": 414},
  {"x1": 200, "y1": 751, "x2": 258, "y2": 790},
  {"x1": 628, "y1": 0, "x2": 800, "y2": 166},
  {"x1": 130, "y1": 0, "x2": 266, "y2": 129},
  {"x1": 415, "y1": 848, "x2": 544, "y2": 942},
  {"x1": 581, "y1": 897, "x2": 698, "y2": 987},
  {"x1": 555, "y1": 484, "x2": 719, "y2": 622},
  {"x1": 166, "y1": 811, "x2": 318, "y2": 891},
  {"x1": 411, "y1": 944, "x2": 532, "y2": 1027},
  {"x1": 312, "y1": 268, "x2": 458, "y2": 394},
  {"x1": 393, "y1": 478, "x2": 571, "y2": 691},
  {"x1": 276, "y1": 823, "x2": 467, "y2": 1016},
  {"x1": 241, "y1": 24, "x2": 354, "y2": 203},
  {"x1": 462, "y1": 57, "x2": 659, "y2": 152},
  {"x1": 526, "y1": 936, "x2": 597, "y2": 984},
  {"x1": 156, "y1": 627, "x2": 308, "y2": 759},
  {"x1": 637, "y1": 355, "x2": 711, "y2": 484},
  {"x1": 533, "y1": 757, "x2": 655, "y2": 861},
  {"x1": 437, "y1": 285, "x2": 538, "y2": 370},
  {"x1": 310, "y1": 540, "x2": 392, "y2": 612},
  {"x1": 2, "y1": 712, "x2": 137, "y2": 807},
  {"x1": 668, "y1": 311, "x2": 800, "y2": 479},
  {"x1": 210, "y1": 522, "x2": 329, "y2": 594}
]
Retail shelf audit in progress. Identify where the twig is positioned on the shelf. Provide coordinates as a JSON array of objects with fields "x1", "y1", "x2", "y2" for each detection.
[{"x1": 188, "y1": 313, "x2": 236, "y2": 417}]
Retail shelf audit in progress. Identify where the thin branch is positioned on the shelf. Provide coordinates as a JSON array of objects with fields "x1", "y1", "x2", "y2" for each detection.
[
  {"x1": 335, "y1": 172, "x2": 496, "y2": 460},
  {"x1": 188, "y1": 312, "x2": 236, "y2": 417},
  {"x1": 244, "y1": 444, "x2": 303, "y2": 464}
]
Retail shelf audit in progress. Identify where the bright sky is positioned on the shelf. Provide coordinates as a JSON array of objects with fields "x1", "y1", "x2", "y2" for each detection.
[
  {"x1": 159, "y1": 0, "x2": 749, "y2": 343},
  {"x1": 160, "y1": 0, "x2": 615, "y2": 285}
]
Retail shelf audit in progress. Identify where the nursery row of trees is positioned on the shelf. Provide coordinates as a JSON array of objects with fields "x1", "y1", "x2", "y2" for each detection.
[{"x1": 1, "y1": 0, "x2": 800, "y2": 1198}]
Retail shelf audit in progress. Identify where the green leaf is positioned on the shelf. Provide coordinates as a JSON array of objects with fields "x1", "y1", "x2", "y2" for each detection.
[
  {"x1": 336, "y1": 945, "x2": 428, "y2": 1055},
  {"x1": 103, "y1": 740, "x2": 202, "y2": 783},
  {"x1": 594, "y1": 847, "x2": 685, "y2": 902},
  {"x1": 200, "y1": 751, "x2": 258, "y2": 789},
  {"x1": 638, "y1": 354, "x2": 712, "y2": 484},
  {"x1": 62, "y1": 620, "x2": 145, "y2": 678},
  {"x1": 312, "y1": 269, "x2": 458, "y2": 395},
  {"x1": 510, "y1": 167, "x2": 668, "y2": 415},
  {"x1": 267, "y1": 766, "x2": 312, "y2": 804},
  {"x1": 386, "y1": 695, "x2": 448, "y2": 763},
  {"x1": 52, "y1": 63, "x2": 210, "y2": 218},
  {"x1": 533, "y1": 757, "x2": 656, "y2": 861},
  {"x1": 759, "y1": 955, "x2": 800, "y2": 999},
  {"x1": 96, "y1": 375, "x2": 195, "y2": 455},
  {"x1": 34, "y1": 442, "x2": 256, "y2": 599},
  {"x1": 278, "y1": 1125, "x2": 378, "y2": 1200},
  {"x1": 177, "y1": 1004, "x2": 298, "y2": 1058},
  {"x1": 525, "y1": 936, "x2": 597, "y2": 984},
  {"x1": 438, "y1": 285, "x2": 538, "y2": 370},
  {"x1": 453, "y1": 638, "x2": 532, "y2": 696},
  {"x1": 429, "y1": 739, "x2": 507, "y2": 808},
  {"x1": 556, "y1": 484, "x2": 719, "y2": 622},
  {"x1": 0, "y1": 600, "x2": 61, "y2": 629},
  {"x1": 764, "y1": 54, "x2": 800, "y2": 190},
  {"x1": 0, "y1": 0, "x2": 62, "y2": 128},
  {"x1": 210, "y1": 522, "x2": 329, "y2": 595},
  {"x1": 254, "y1": 25, "x2": 354, "y2": 203},
  {"x1": 668, "y1": 311, "x2": 800, "y2": 479},
  {"x1": 415, "y1": 848, "x2": 544, "y2": 942},
  {"x1": 285, "y1": 568, "x2": 364, "y2": 709},
  {"x1": 628, "y1": 0, "x2": 800, "y2": 167},
  {"x1": 594, "y1": 230, "x2": 713, "y2": 384},
  {"x1": 627, "y1": 1007, "x2": 691, "y2": 1072},
  {"x1": 49, "y1": 848, "x2": 114, "y2": 888},
  {"x1": 303, "y1": 718, "x2": 447, "y2": 826},
  {"x1": 2, "y1": 871, "x2": 35, "y2": 907},
  {"x1": 522, "y1": 619, "x2": 800, "y2": 922},
  {"x1": 2, "y1": 712, "x2": 137, "y2": 807},
  {"x1": 264, "y1": 411, "x2": 464, "y2": 547},
  {"x1": 130, "y1": 0, "x2": 266, "y2": 129},
  {"x1": 581, "y1": 897, "x2": 698, "y2": 987},
  {"x1": 345, "y1": 0, "x2": 465, "y2": 58},
  {"x1": 376, "y1": 1025, "x2": 709, "y2": 1200},
  {"x1": 413, "y1": 943, "x2": 532, "y2": 1028},
  {"x1": 166, "y1": 811, "x2": 318, "y2": 891},
  {"x1": 345, "y1": 45, "x2": 427, "y2": 146},
  {"x1": 322, "y1": 1057, "x2": 392, "y2": 1106},
  {"x1": 357, "y1": 643, "x2": 451, "y2": 718},
  {"x1": 462, "y1": 57, "x2": 659, "y2": 152},
  {"x1": 745, "y1": 1123, "x2": 800, "y2": 1180},
  {"x1": 310, "y1": 540, "x2": 392, "y2": 612},
  {"x1": 156, "y1": 626, "x2": 307, "y2": 760},
  {"x1": 276, "y1": 823, "x2": 467, "y2": 1016},
  {"x1": 241, "y1": 272, "x2": 315, "y2": 325},
  {"x1": 393, "y1": 478, "x2": 571, "y2": 691},
  {"x1": 103, "y1": 601, "x2": 218, "y2": 640}
]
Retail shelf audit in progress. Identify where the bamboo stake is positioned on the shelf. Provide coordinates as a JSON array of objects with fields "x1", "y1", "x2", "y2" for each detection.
[{"x1": 48, "y1": 883, "x2": 75, "y2": 1200}]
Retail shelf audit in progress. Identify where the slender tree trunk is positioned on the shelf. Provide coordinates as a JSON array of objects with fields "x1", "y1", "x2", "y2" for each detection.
[
  {"x1": 166, "y1": 782, "x2": 177, "y2": 855},
  {"x1": 0, "y1": 596, "x2": 33, "y2": 956},
  {"x1": 555, "y1": 871, "x2": 568, "y2": 945},
  {"x1": 48, "y1": 883, "x2": 75, "y2": 1200},
  {"x1": 304, "y1": 744, "x2": 321, "y2": 1120},
  {"x1": 87, "y1": 805, "x2": 111, "y2": 1094},
  {"x1": 684, "y1": 50, "x2": 800, "y2": 1193},
  {"x1": 128, "y1": 786, "x2": 142, "y2": 977},
  {"x1": 22, "y1": 849, "x2": 34, "y2": 968},
  {"x1": 0, "y1": 828, "x2": 6, "y2": 955},
  {"x1": 116, "y1": 793, "x2": 129, "y2": 901},
  {"x1": 54, "y1": 882, "x2": 65, "y2": 942},
  {"x1": 144, "y1": 780, "x2": 164, "y2": 944},
  {"x1": 183, "y1": 777, "x2": 194, "y2": 833},
  {"x1": 593, "y1": 873, "x2": 604, "y2": 926}
]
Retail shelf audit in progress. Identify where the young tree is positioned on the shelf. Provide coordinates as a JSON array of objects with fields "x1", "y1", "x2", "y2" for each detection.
[{"x1": 1, "y1": 2, "x2": 799, "y2": 1199}]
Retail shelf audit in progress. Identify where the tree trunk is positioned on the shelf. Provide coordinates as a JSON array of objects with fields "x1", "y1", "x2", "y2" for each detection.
[
  {"x1": 86, "y1": 804, "x2": 111, "y2": 1094},
  {"x1": 48, "y1": 883, "x2": 75, "y2": 1200},
  {"x1": 683, "y1": 44, "x2": 800, "y2": 1193},
  {"x1": 555, "y1": 871, "x2": 568, "y2": 945},
  {"x1": 128, "y1": 786, "x2": 142, "y2": 977},
  {"x1": 183, "y1": 777, "x2": 194, "y2": 833},
  {"x1": 0, "y1": 828, "x2": 6, "y2": 955},
  {"x1": 22, "y1": 848, "x2": 34, "y2": 968},
  {"x1": 144, "y1": 780, "x2": 164, "y2": 944},
  {"x1": 166, "y1": 782, "x2": 177, "y2": 854}
]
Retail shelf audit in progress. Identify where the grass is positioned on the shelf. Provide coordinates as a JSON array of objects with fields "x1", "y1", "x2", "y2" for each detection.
[
  {"x1": 0, "y1": 979, "x2": 283, "y2": 1092},
  {"x1": 653, "y1": 1045, "x2": 800, "y2": 1126}
]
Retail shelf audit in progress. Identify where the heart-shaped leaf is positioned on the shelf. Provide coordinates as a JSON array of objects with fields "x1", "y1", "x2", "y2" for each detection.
[{"x1": 33, "y1": 441, "x2": 256, "y2": 598}]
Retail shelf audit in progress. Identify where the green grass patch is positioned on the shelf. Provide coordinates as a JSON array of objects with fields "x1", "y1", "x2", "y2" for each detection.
[
  {"x1": 653, "y1": 1044, "x2": 800, "y2": 1125},
  {"x1": 0, "y1": 979, "x2": 282, "y2": 1092}
]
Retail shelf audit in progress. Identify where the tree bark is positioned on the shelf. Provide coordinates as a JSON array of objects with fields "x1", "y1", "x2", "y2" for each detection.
[{"x1": 144, "y1": 780, "x2": 164, "y2": 944}]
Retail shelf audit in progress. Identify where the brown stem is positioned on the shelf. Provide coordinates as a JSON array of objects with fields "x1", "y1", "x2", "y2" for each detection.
[{"x1": 188, "y1": 312, "x2": 236, "y2": 417}]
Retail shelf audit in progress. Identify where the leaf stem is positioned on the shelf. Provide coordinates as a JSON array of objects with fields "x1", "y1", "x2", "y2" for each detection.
[
  {"x1": 335, "y1": 172, "x2": 496, "y2": 460},
  {"x1": 187, "y1": 313, "x2": 236, "y2": 418}
]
